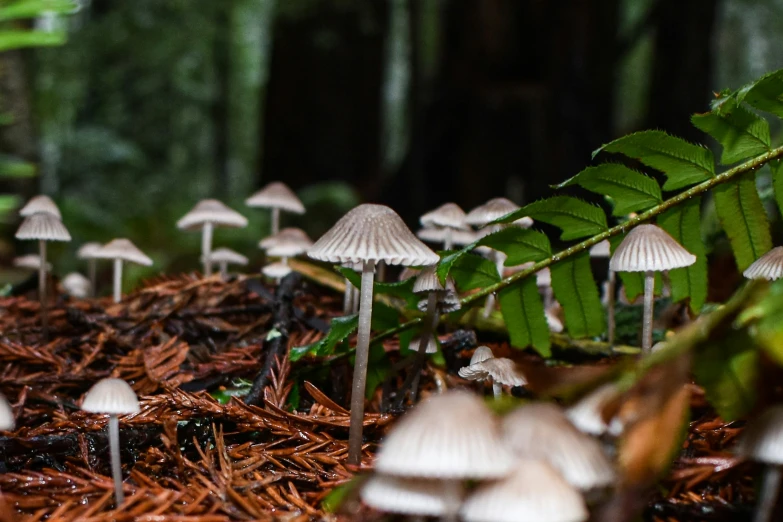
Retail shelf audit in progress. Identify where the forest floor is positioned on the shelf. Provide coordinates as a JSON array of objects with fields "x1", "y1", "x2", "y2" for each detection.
[{"x1": 0, "y1": 271, "x2": 761, "y2": 521}]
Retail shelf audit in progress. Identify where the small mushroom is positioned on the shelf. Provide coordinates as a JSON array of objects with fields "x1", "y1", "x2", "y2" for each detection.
[
  {"x1": 81, "y1": 378, "x2": 140, "y2": 505},
  {"x1": 566, "y1": 383, "x2": 621, "y2": 437},
  {"x1": 610, "y1": 225, "x2": 696, "y2": 352},
  {"x1": 93, "y1": 239, "x2": 153, "y2": 303},
  {"x1": 308, "y1": 204, "x2": 439, "y2": 465},
  {"x1": 19, "y1": 194, "x2": 61, "y2": 219},
  {"x1": 735, "y1": 405, "x2": 783, "y2": 522},
  {"x1": 12, "y1": 254, "x2": 52, "y2": 272},
  {"x1": 205, "y1": 247, "x2": 248, "y2": 279},
  {"x1": 417, "y1": 225, "x2": 478, "y2": 248},
  {"x1": 246, "y1": 181, "x2": 305, "y2": 236},
  {"x1": 0, "y1": 394, "x2": 14, "y2": 431},
  {"x1": 459, "y1": 356, "x2": 527, "y2": 399},
  {"x1": 262, "y1": 261, "x2": 292, "y2": 283},
  {"x1": 77, "y1": 242, "x2": 103, "y2": 295},
  {"x1": 177, "y1": 199, "x2": 248, "y2": 276},
  {"x1": 361, "y1": 474, "x2": 462, "y2": 521},
  {"x1": 469, "y1": 345, "x2": 494, "y2": 365},
  {"x1": 61, "y1": 272, "x2": 92, "y2": 298},
  {"x1": 419, "y1": 203, "x2": 470, "y2": 250},
  {"x1": 744, "y1": 246, "x2": 783, "y2": 280}
]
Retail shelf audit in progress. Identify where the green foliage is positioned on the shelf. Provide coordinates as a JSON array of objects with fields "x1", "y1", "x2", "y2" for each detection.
[
  {"x1": 338, "y1": 266, "x2": 419, "y2": 308},
  {"x1": 555, "y1": 164, "x2": 662, "y2": 216},
  {"x1": 692, "y1": 103, "x2": 771, "y2": 165},
  {"x1": 440, "y1": 252, "x2": 500, "y2": 292},
  {"x1": 498, "y1": 278, "x2": 551, "y2": 356},
  {"x1": 550, "y1": 253, "x2": 605, "y2": 338},
  {"x1": 365, "y1": 342, "x2": 391, "y2": 399},
  {"x1": 496, "y1": 196, "x2": 608, "y2": 241},
  {"x1": 290, "y1": 314, "x2": 358, "y2": 361}
]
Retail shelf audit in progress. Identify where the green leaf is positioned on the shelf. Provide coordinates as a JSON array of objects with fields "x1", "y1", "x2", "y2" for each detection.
[
  {"x1": 738, "y1": 69, "x2": 783, "y2": 118},
  {"x1": 0, "y1": 195, "x2": 21, "y2": 219},
  {"x1": 372, "y1": 302, "x2": 401, "y2": 331},
  {"x1": 498, "y1": 278, "x2": 551, "y2": 357},
  {"x1": 691, "y1": 104, "x2": 770, "y2": 164},
  {"x1": 445, "y1": 252, "x2": 500, "y2": 292},
  {"x1": 0, "y1": 0, "x2": 76, "y2": 21},
  {"x1": 0, "y1": 155, "x2": 36, "y2": 178},
  {"x1": 556, "y1": 164, "x2": 662, "y2": 216},
  {"x1": 366, "y1": 342, "x2": 392, "y2": 399},
  {"x1": 593, "y1": 130, "x2": 715, "y2": 191},
  {"x1": 713, "y1": 171, "x2": 772, "y2": 272},
  {"x1": 290, "y1": 314, "x2": 358, "y2": 361},
  {"x1": 657, "y1": 197, "x2": 707, "y2": 313},
  {"x1": 550, "y1": 252, "x2": 606, "y2": 338},
  {"x1": 495, "y1": 196, "x2": 608, "y2": 241},
  {"x1": 482, "y1": 226, "x2": 552, "y2": 266},
  {"x1": 0, "y1": 30, "x2": 67, "y2": 51},
  {"x1": 337, "y1": 266, "x2": 419, "y2": 308},
  {"x1": 770, "y1": 159, "x2": 783, "y2": 221}
]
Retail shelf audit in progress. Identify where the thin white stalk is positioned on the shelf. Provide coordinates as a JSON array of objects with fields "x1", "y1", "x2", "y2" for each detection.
[
  {"x1": 347, "y1": 260, "x2": 376, "y2": 466},
  {"x1": 642, "y1": 270, "x2": 655, "y2": 352},
  {"x1": 409, "y1": 292, "x2": 439, "y2": 403},
  {"x1": 219, "y1": 260, "x2": 228, "y2": 279},
  {"x1": 271, "y1": 207, "x2": 280, "y2": 235},
  {"x1": 352, "y1": 286, "x2": 360, "y2": 314},
  {"x1": 482, "y1": 293, "x2": 496, "y2": 318},
  {"x1": 492, "y1": 381, "x2": 502, "y2": 399},
  {"x1": 113, "y1": 259, "x2": 123, "y2": 304},
  {"x1": 201, "y1": 222, "x2": 214, "y2": 276},
  {"x1": 755, "y1": 466, "x2": 782, "y2": 522},
  {"x1": 607, "y1": 269, "x2": 616, "y2": 346},
  {"x1": 343, "y1": 277, "x2": 353, "y2": 314},
  {"x1": 39, "y1": 240, "x2": 48, "y2": 338},
  {"x1": 88, "y1": 259, "x2": 97, "y2": 297},
  {"x1": 441, "y1": 480, "x2": 463, "y2": 522},
  {"x1": 444, "y1": 228, "x2": 453, "y2": 251},
  {"x1": 109, "y1": 414, "x2": 124, "y2": 505}
]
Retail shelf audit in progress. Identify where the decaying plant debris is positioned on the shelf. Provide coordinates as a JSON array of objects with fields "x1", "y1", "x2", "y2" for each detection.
[{"x1": 0, "y1": 272, "x2": 764, "y2": 521}]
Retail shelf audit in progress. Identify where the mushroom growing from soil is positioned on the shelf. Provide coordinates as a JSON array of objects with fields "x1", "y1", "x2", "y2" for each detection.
[
  {"x1": 205, "y1": 247, "x2": 248, "y2": 279},
  {"x1": 15, "y1": 212, "x2": 71, "y2": 336},
  {"x1": 77, "y1": 242, "x2": 103, "y2": 296},
  {"x1": 419, "y1": 202, "x2": 470, "y2": 250},
  {"x1": 743, "y1": 246, "x2": 783, "y2": 281},
  {"x1": 0, "y1": 394, "x2": 14, "y2": 431},
  {"x1": 61, "y1": 272, "x2": 92, "y2": 298},
  {"x1": 177, "y1": 199, "x2": 248, "y2": 277},
  {"x1": 735, "y1": 405, "x2": 783, "y2": 522},
  {"x1": 308, "y1": 203, "x2": 439, "y2": 465},
  {"x1": 81, "y1": 378, "x2": 140, "y2": 506},
  {"x1": 361, "y1": 474, "x2": 463, "y2": 521},
  {"x1": 246, "y1": 181, "x2": 305, "y2": 236},
  {"x1": 610, "y1": 224, "x2": 696, "y2": 352},
  {"x1": 19, "y1": 194, "x2": 61, "y2": 219},
  {"x1": 459, "y1": 354, "x2": 527, "y2": 399},
  {"x1": 93, "y1": 239, "x2": 153, "y2": 303}
]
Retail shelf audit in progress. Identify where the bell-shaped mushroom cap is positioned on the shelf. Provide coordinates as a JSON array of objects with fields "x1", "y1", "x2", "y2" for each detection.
[
  {"x1": 177, "y1": 199, "x2": 248, "y2": 230},
  {"x1": 259, "y1": 227, "x2": 313, "y2": 250},
  {"x1": 413, "y1": 265, "x2": 455, "y2": 294},
  {"x1": 13, "y1": 254, "x2": 52, "y2": 271},
  {"x1": 262, "y1": 261, "x2": 292, "y2": 279},
  {"x1": 205, "y1": 247, "x2": 248, "y2": 266},
  {"x1": 398, "y1": 266, "x2": 420, "y2": 281},
  {"x1": 566, "y1": 383, "x2": 620, "y2": 436},
  {"x1": 408, "y1": 334, "x2": 438, "y2": 354},
  {"x1": 546, "y1": 309, "x2": 564, "y2": 333},
  {"x1": 417, "y1": 226, "x2": 479, "y2": 246},
  {"x1": 609, "y1": 224, "x2": 696, "y2": 272},
  {"x1": 465, "y1": 198, "x2": 521, "y2": 227},
  {"x1": 375, "y1": 390, "x2": 514, "y2": 479},
  {"x1": 61, "y1": 272, "x2": 91, "y2": 298},
  {"x1": 417, "y1": 291, "x2": 461, "y2": 314},
  {"x1": 15, "y1": 212, "x2": 71, "y2": 241},
  {"x1": 245, "y1": 181, "x2": 305, "y2": 214},
  {"x1": 589, "y1": 239, "x2": 611, "y2": 258},
  {"x1": 0, "y1": 394, "x2": 14, "y2": 431},
  {"x1": 459, "y1": 358, "x2": 527, "y2": 387},
  {"x1": 361, "y1": 475, "x2": 461, "y2": 517},
  {"x1": 743, "y1": 247, "x2": 783, "y2": 281},
  {"x1": 420, "y1": 203, "x2": 470, "y2": 230},
  {"x1": 469, "y1": 346, "x2": 494, "y2": 366},
  {"x1": 735, "y1": 405, "x2": 783, "y2": 464},
  {"x1": 460, "y1": 460, "x2": 588, "y2": 522},
  {"x1": 502, "y1": 403, "x2": 615, "y2": 491},
  {"x1": 77, "y1": 242, "x2": 103, "y2": 259},
  {"x1": 308, "y1": 204, "x2": 439, "y2": 266},
  {"x1": 93, "y1": 239, "x2": 153, "y2": 266},
  {"x1": 20, "y1": 194, "x2": 61, "y2": 219},
  {"x1": 81, "y1": 378, "x2": 140, "y2": 415}
]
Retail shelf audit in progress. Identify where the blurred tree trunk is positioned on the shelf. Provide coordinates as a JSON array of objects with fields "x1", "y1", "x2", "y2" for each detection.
[{"x1": 226, "y1": 0, "x2": 276, "y2": 199}]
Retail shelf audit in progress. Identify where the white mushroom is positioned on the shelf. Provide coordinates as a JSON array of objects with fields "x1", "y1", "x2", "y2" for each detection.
[
  {"x1": 177, "y1": 199, "x2": 247, "y2": 277},
  {"x1": 246, "y1": 181, "x2": 305, "y2": 235}
]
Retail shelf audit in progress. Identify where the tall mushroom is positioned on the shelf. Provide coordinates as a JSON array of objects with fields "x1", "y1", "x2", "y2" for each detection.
[
  {"x1": 15, "y1": 212, "x2": 71, "y2": 336},
  {"x1": 205, "y1": 247, "x2": 248, "y2": 279},
  {"x1": 610, "y1": 224, "x2": 695, "y2": 352},
  {"x1": 308, "y1": 204, "x2": 439, "y2": 465},
  {"x1": 19, "y1": 194, "x2": 61, "y2": 219},
  {"x1": 735, "y1": 405, "x2": 783, "y2": 522},
  {"x1": 93, "y1": 239, "x2": 153, "y2": 303},
  {"x1": 246, "y1": 181, "x2": 305, "y2": 236},
  {"x1": 177, "y1": 199, "x2": 248, "y2": 277},
  {"x1": 77, "y1": 242, "x2": 103, "y2": 295},
  {"x1": 81, "y1": 378, "x2": 140, "y2": 506},
  {"x1": 419, "y1": 202, "x2": 470, "y2": 250}
]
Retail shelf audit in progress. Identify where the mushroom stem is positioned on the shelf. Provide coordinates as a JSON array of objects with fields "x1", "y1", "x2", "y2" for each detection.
[
  {"x1": 442, "y1": 479, "x2": 463, "y2": 522},
  {"x1": 348, "y1": 259, "x2": 376, "y2": 466},
  {"x1": 492, "y1": 381, "x2": 502, "y2": 399},
  {"x1": 642, "y1": 270, "x2": 655, "y2": 352},
  {"x1": 444, "y1": 228, "x2": 453, "y2": 251},
  {"x1": 88, "y1": 258, "x2": 97, "y2": 297},
  {"x1": 377, "y1": 260, "x2": 386, "y2": 282},
  {"x1": 108, "y1": 413, "x2": 124, "y2": 505},
  {"x1": 201, "y1": 222, "x2": 214, "y2": 276},
  {"x1": 408, "y1": 292, "x2": 440, "y2": 403},
  {"x1": 755, "y1": 465, "x2": 782, "y2": 522},
  {"x1": 218, "y1": 260, "x2": 228, "y2": 279},
  {"x1": 271, "y1": 207, "x2": 280, "y2": 236},
  {"x1": 112, "y1": 258, "x2": 123, "y2": 303},
  {"x1": 482, "y1": 293, "x2": 496, "y2": 318},
  {"x1": 607, "y1": 269, "x2": 616, "y2": 346},
  {"x1": 343, "y1": 278, "x2": 353, "y2": 315},
  {"x1": 352, "y1": 286, "x2": 360, "y2": 314},
  {"x1": 38, "y1": 239, "x2": 48, "y2": 339}
]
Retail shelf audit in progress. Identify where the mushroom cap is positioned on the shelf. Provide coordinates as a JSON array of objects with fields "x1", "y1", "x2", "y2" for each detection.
[
  {"x1": 420, "y1": 203, "x2": 470, "y2": 230},
  {"x1": 81, "y1": 378, "x2": 140, "y2": 415},
  {"x1": 205, "y1": 247, "x2": 248, "y2": 266},
  {"x1": 93, "y1": 239, "x2": 153, "y2": 266},
  {"x1": 15, "y1": 212, "x2": 71, "y2": 241},
  {"x1": 502, "y1": 403, "x2": 615, "y2": 491},
  {"x1": 361, "y1": 475, "x2": 461, "y2": 517},
  {"x1": 459, "y1": 358, "x2": 527, "y2": 387},
  {"x1": 177, "y1": 199, "x2": 248, "y2": 230},
  {"x1": 460, "y1": 460, "x2": 588, "y2": 522},
  {"x1": 743, "y1": 247, "x2": 783, "y2": 281},
  {"x1": 413, "y1": 265, "x2": 454, "y2": 294},
  {"x1": 20, "y1": 194, "x2": 61, "y2": 219},
  {"x1": 262, "y1": 261, "x2": 292, "y2": 279},
  {"x1": 398, "y1": 266, "x2": 420, "y2": 281},
  {"x1": 265, "y1": 232, "x2": 313, "y2": 257},
  {"x1": 375, "y1": 390, "x2": 514, "y2": 479},
  {"x1": 61, "y1": 272, "x2": 91, "y2": 298},
  {"x1": 546, "y1": 309, "x2": 563, "y2": 333},
  {"x1": 13, "y1": 254, "x2": 52, "y2": 271},
  {"x1": 465, "y1": 198, "x2": 521, "y2": 227},
  {"x1": 308, "y1": 204, "x2": 439, "y2": 266},
  {"x1": 259, "y1": 227, "x2": 313, "y2": 251},
  {"x1": 735, "y1": 405, "x2": 783, "y2": 464},
  {"x1": 417, "y1": 226, "x2": 479, "y2": 246},
  {"x1": 245, "y1": 181, "x2": 305, "y2": 213},
  {"x1": 609, "y1": 224, "x2": 696, "y2": 272},
  {"x1": 408, "y1": 334, "x2": 438, "y2": 354},
  {"x1": 469, "y1": 346, "x2": 495, "y2": 366},
  {"x1": 0, "y1": 394, "x2": 14, "y2": 431},
  {"x1": 417, "y1": 291, "x2": 461, "y2": 314},
  {"x1": 77, "y1": 242, "x2": 104, "y2": 259},
  {"x1": 566, "y1": 383, "x2": 620, "y2": 436},
  {"x1": 513, "y1": 216, "x2": 535, "y2": 228},
  {"x1": 590, "y1": 239, "x2": 611, "y2": 258}
]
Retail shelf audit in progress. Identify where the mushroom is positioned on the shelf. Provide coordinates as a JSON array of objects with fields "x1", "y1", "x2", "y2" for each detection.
[
  {"x1": 735, "y1": 405, "x2": 783, "y2": 522},
  {"x1": 246, "y1": 181, "x2": 305, "y2": 236},
  {"x1": 590, "y1": 239, "x2": 617, "y2": 344},
  {"x1": 177, "y1": 199, "x2": 248, "y2": 276},
  {"x1": 341, "y1": 261, "x2": 363, "y2": 315},
  {"x1": 469, "y1": 345, "x2": 494, "y2": 365},
  {"x1": 460, "y1": 460, "x2": 588, "y2": 522},
  {"x1": 262, "y1": 261, "x2": 292, "y2": 283},
  {"x1": 308, "y1": 204, "x2": 439, "y2": 465},
  {"x1": 61, "y1": 272, "x2": 92, "y2": 298},
  {"x1": 744, "y1": 246, "x2": 783, "y2": 280},
  {"x1": 263, "y1": 229, "x2": 313, "y2": 265},
  {"x1": 501, "y1": 402, "x2": 615, "y2": 492},
  {"x1": 92, "y1": 239, "x2": 153, "y2": 303},
  {"x1": 566, "y1": 383, "x2": 621, "y2": 437},
  {"x1": 0, "y1": 394, "x2": 14, "y2": 431},
  {"x1": 19, "y1": 194, "x2": 61, "y2": 219},
  {"x1": 417, "y1": 225, "x2": 478, "y2": 249},
  {"x1": 361, "y1": 474, "x2": 462, "y2": 521},
  {"x1": 205, "y1": 247, "x2": 248, "y2": 279},
  {"x1": 12, "y1": 254, "x2": 52, "y2": 272},
  {"x1": 459, "y1": 357, "x2": 527, "y2": 399},
  {"x1": 419, "y1": 203, "x2": 470, "y2": 250},
  {"x1": 15, "y1": 212, "x2": 71, "y2": 336},
  {"x1": 610, "y1": 224, "x2": 696, "y2": 352},
  {"x1": 77, "y1": 242, "x2": 103, "y2": 295},
  {"x1": 81, "y1": 378, "x2": 140, "y2": 505}
]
